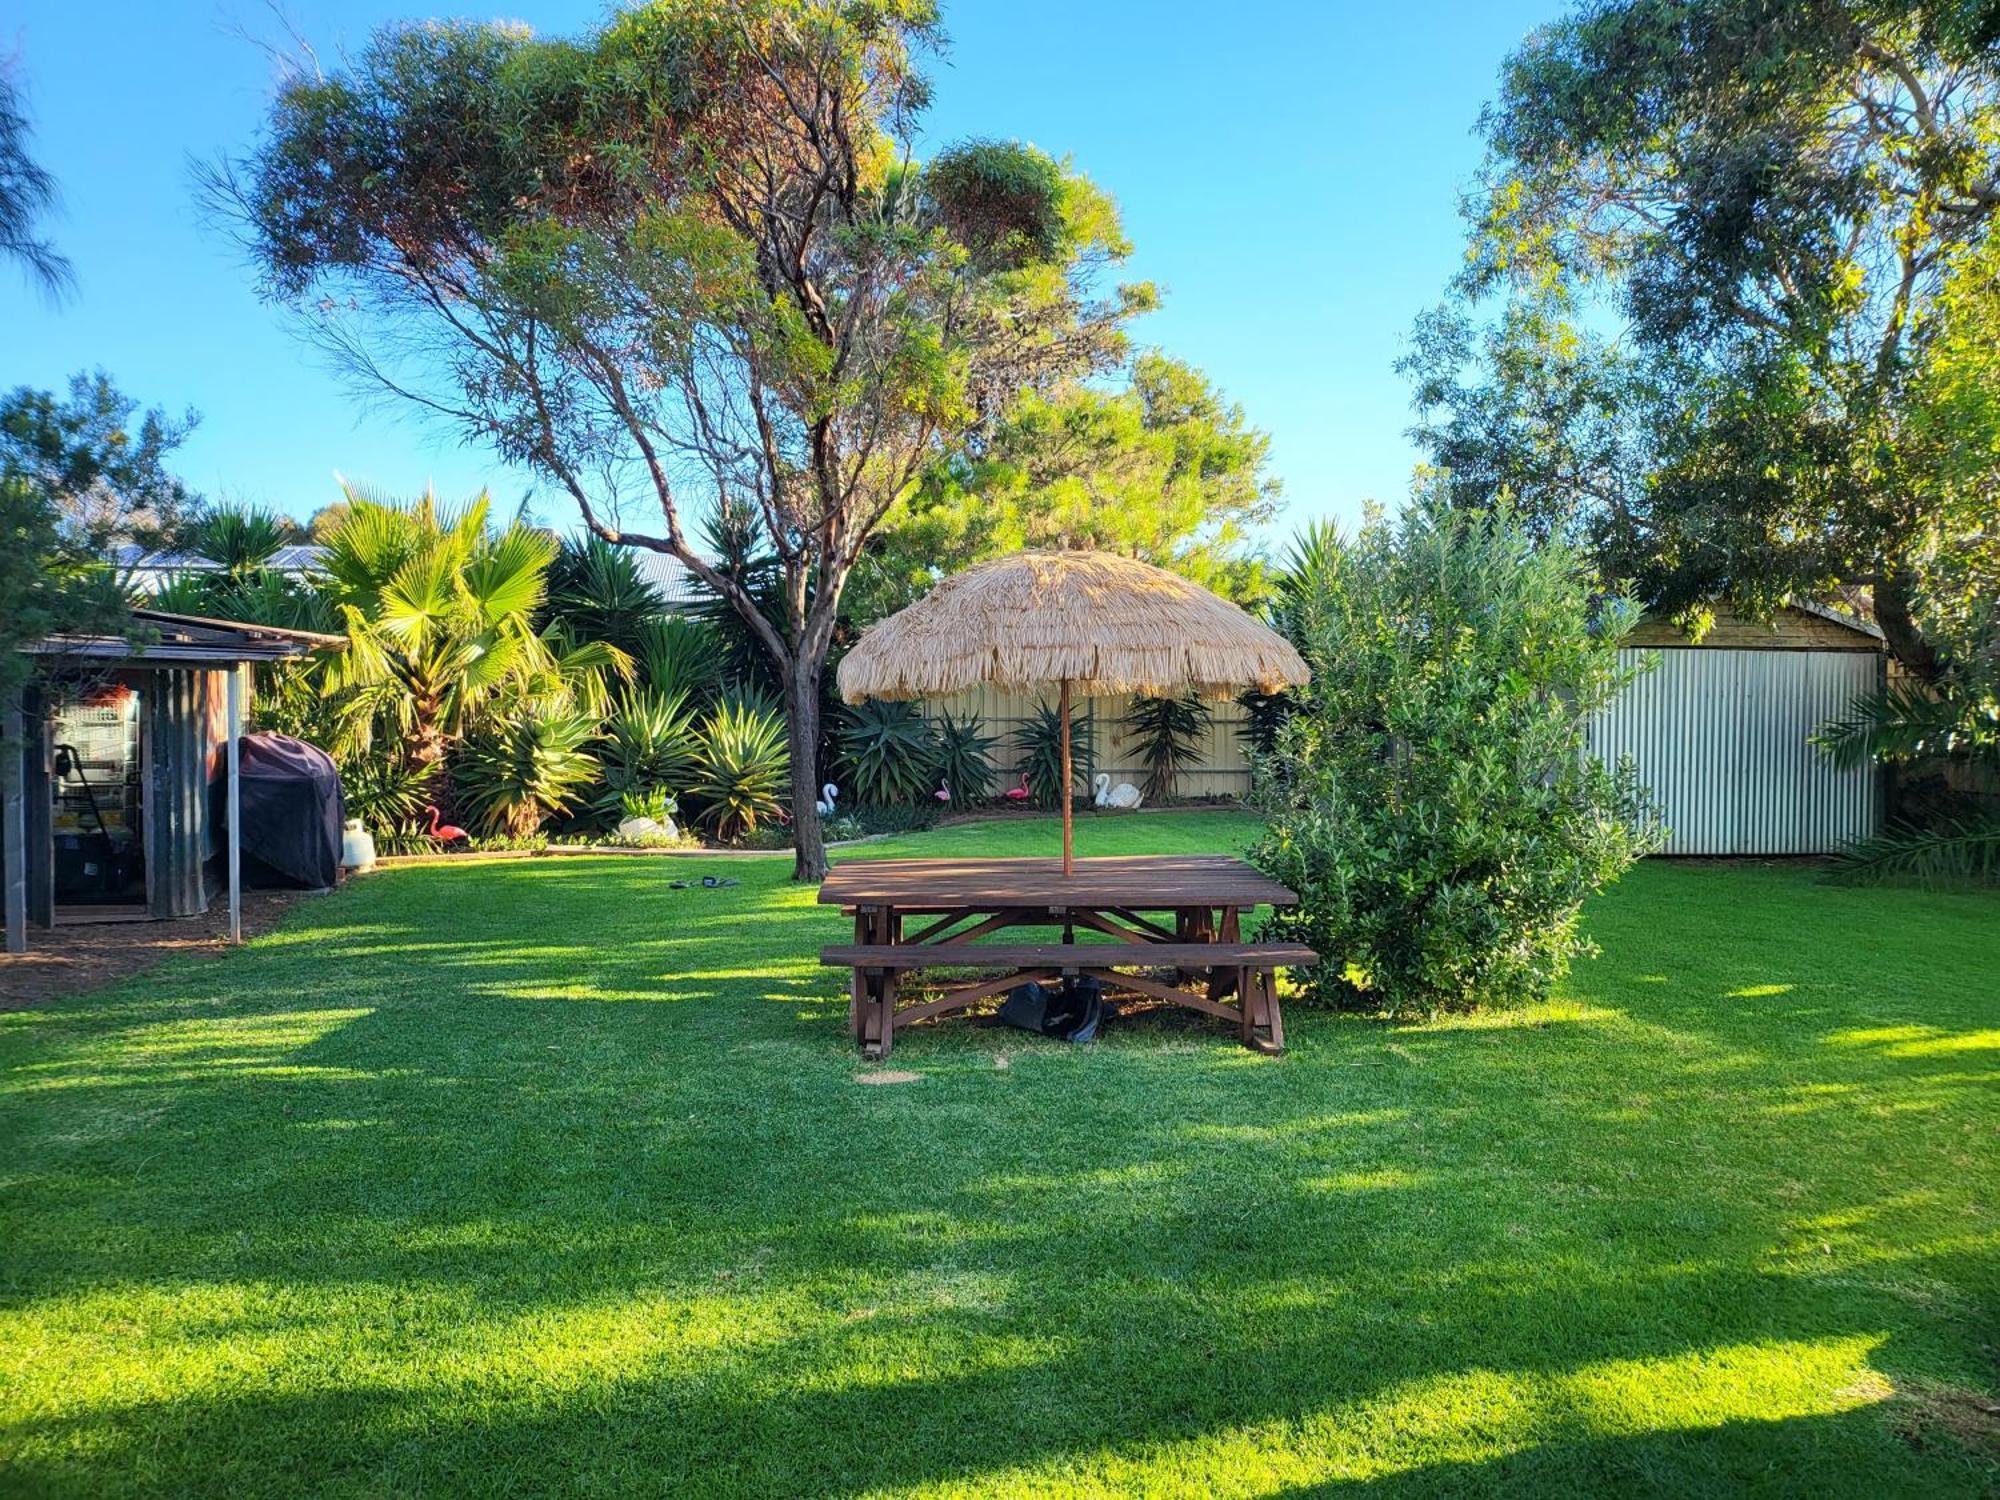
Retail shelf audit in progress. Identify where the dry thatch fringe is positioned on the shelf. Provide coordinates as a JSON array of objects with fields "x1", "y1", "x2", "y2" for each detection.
[{"x1": 838, "y1": 550, "x2": 1310, "y2": 703}]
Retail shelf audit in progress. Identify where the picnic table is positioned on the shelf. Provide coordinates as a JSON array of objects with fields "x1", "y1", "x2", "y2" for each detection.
[{"x1": 819, "y1": 854, "x2": 1315, "y2": 1059}]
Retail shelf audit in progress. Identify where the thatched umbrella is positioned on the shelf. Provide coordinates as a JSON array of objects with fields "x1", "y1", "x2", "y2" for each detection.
[{"x1": 837, "y1": 549, "x2": 1309, "y2": 874}]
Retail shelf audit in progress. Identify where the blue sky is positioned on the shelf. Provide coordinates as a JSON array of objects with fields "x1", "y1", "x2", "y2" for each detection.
[{"x1": 3, "y1": 0, "x2": 1551, "y2": 540}]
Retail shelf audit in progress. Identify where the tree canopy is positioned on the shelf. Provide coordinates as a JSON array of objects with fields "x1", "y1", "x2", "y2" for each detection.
[
  {"x1": 850, "y1": 352, "x2": 1279, "y2": 620},
  {"x1": 214, "y1": 0, "x2": 1152, "y2": 877},
  {"x1": 1406, "y1": 0, "x2": 2000, "y2": 682}
]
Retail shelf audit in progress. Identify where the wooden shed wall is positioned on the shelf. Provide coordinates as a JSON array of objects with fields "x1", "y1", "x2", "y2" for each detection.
[{"x1": 1624, "y1": 603, "x2": 1880, "y2": 651}]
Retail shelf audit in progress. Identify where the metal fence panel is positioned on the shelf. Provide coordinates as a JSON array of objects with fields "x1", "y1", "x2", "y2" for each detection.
[{"x1": 1589, "y1": 649, "x2": 1881, "y2": 855}]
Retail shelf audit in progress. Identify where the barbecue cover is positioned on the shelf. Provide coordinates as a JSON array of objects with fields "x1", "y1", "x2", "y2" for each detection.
[{"x1": 214, "y1": 732, "x2": 344, "y2": 889}]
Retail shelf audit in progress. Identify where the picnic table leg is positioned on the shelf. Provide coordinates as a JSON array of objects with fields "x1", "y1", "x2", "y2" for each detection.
[{"x1": 1209, "y1": 907, "x2": 1242, "y2": 1002}]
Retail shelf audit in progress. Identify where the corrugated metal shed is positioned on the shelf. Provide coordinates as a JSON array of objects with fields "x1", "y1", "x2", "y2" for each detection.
[{"x1": 1589, "y1": 607, "x2": 1885, "y2": 855}]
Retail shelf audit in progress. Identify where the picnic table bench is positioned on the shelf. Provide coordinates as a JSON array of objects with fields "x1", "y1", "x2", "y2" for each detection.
[{"x1": 818, "y1": 854, "x2": 1317, "y2": 1059}]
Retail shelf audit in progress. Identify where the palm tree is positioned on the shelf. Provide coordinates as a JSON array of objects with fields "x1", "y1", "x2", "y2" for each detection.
[{"x1": 314, "y1": 483, "x2": 627, "y2": 776}]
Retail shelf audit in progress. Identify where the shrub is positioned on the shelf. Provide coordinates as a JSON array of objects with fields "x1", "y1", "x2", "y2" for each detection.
[
  {"x1": 543, "y1": 535, "x2": 667, "y2": 656},
  {"x1": 932, "y1": 709, "x2": 998, "y2": 803},
  {"x1": 1122, "y1": 694, "x2": 1211, "y2": 802},
  {"x1": 590, "y1": 689, "x2": 700, "y2": 825},
  {"x1": 689, "y1": 697, "x2": 790, "y2": 839},
  {"x1": 1013, "y1": 699, "x2": 1094, "y2": 809},
  {"x1": 455, "y1": 707, "x2": 601, "y2": 838},
  {"x1": 1251, "y1": 500, "x2": 1662, "y2": 1016},
  {"x1": 838, "y1": 699, "x2": 940, "y2": 805}
]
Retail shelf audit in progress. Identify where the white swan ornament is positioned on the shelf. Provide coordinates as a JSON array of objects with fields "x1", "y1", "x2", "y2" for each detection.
[
  {"x1": 1093, "y1": 773, "x2": 1144, "y2": 810},
  {"x1": 815, "y1": 783, "x2": 839, "y2": 817}
]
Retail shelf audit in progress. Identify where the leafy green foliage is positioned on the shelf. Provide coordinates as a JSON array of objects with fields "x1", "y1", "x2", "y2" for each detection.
[
  {"x1": 931, "y1": 709, "x2": 996, "y2": 804},
  {"x1": 854, "y1": 354, "x2": 1276, "y2": 621},
  {"x1": 1013, "y1": 699, "x2": 1094, "y2": 810},
  {"x1": 1407, "y1": 0, "x2": 2000, "y2": 682},
  {"x1": 544, "y1": 535, "x2": 667, "y2": 658},
  {"x1": 633, "y1": 614, "x2": 723, "y2": 702},
  {"x1": 1813, "y1": 681, "x2": 1999, "y2": 771},
  {"x1": 1252, "y1": 499, "x2": 1663, "y2": 1016},
  {"x1": 335, "y1": 745, "x2": 434, "y2": 831},
  {"x1": 689, "y1": 697, "x2": 790, "y2": 840},
  {"x1": 837, "y1": 699, "x2": 940, "y2": 806},
  {"x1": 1828, "y1": 814, "x2": 2000, "y2": 888},
  {"x1": 455, "y1": 707, "x2": 601, "y2": 838},
  {"x1": 1121, "y1": 694, "x2": 1211, "y2": 803}
]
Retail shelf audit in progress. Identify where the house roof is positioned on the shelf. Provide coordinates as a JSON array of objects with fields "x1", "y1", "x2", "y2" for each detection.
[{"x1": 22, "y1": 608, "x2": 344, "y2": 668}]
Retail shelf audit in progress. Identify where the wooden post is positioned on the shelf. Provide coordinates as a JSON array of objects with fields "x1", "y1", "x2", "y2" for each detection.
[
  {"x1": 226, "y1": 666, "x2": 242, "y2": 945},
  {"x1": 1058, "y1": 678, "x2": 1074, "y2": 877},
  {"x1": 4, "y1": 693, "x2": 25, "y2": 955}
]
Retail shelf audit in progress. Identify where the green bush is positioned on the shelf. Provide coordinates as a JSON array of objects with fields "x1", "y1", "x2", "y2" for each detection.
[
  {"x1": 1012, "y1": 699, "x2": 1094, "y2": 810},
  {"x1": 932, "y1": 709, "x2": 998, "y2": 803},
  {"x1": 838, "y1": 699, "x2": 940, "y2": 805},
  {"x1": 1251, "y1": 500, "x2": 1662, "y2": 1016},
  {"x1": 689, "y1": 697, "x2": 790, "y2": 839},
  {"x1": 455, "y1": 708, "x2": 601, "y2": 838}
]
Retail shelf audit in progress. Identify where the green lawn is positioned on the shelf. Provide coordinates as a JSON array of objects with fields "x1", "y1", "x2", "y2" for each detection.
[{"x1": 1, "y1": 811, "x2": 1995, "y2": 1497}]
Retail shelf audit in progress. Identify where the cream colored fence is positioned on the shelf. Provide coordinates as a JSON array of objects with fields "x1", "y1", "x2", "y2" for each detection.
[{"x1": 924, "y1": 686, "x2": 1254, "y2": 800}]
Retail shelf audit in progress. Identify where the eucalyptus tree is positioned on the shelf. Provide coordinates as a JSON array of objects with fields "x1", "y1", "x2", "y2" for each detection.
[
  {"x1": 212, "y1": 1, "x2": 1146, "y2": 879},
  {"x1": 0, "y1": 62, "x2": 71, "y2": 299},
  {"x1": 1406, "y1": 0, "x2": 2000, "y2": 684}
]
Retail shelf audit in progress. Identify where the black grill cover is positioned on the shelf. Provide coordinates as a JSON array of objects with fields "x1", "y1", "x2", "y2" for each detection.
[{"x1": 214, "y1": 732, "x2": 344, "y2": 889}]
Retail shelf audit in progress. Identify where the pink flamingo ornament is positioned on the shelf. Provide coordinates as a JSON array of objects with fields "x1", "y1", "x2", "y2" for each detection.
[
  {"x1": 423, "y1": 805, "x2": 468, "y2": 844},
  {"x1": 935, "y1": 780, "x2": 952, "y2": 804},
  {"x1": 1004, "y1": 772, "x2": 1031, "y2": 802}
]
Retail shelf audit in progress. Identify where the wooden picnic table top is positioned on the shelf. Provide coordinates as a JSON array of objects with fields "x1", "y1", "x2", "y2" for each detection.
[{"x1": 817, "y1": 853, "x2": 1296, "y2": 911}]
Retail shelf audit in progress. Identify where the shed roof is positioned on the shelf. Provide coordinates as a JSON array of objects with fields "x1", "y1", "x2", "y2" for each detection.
[{"x1": 22, "y1": 608, "x2": 344, "y2": 668}]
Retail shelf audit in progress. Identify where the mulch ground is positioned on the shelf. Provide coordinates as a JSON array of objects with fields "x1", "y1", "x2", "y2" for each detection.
[{"x1": 0, "y1": 891, "x2": 309, "y2": 1010}]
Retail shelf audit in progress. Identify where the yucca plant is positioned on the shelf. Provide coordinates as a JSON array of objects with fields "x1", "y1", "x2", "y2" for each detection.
[
  {"x1": 454, "y1": 706, "x2": 601, "y2": 838},
  {"x1": 689, "y1": 697, "x2": 790, "y2": 839},
  {"x1": 1013, "y1": 699, "x2": 1094, "y2": 810},
  {"x1": 634, "y1": 614, "x2": 723, "y2": 702},
  {"x1": 543, "y1": 534, "x2": 666, "y2": 655},
  {"x1": 838, "y1": 699, "x2": 941, "y2": 805},
  {"x1": 1122, "y1": 694, "x2": 1212, "y2": 802},
  {"x1": 933, "y1": 709, "x2": 997, "y2": 803},
  {"x1": 590, "y1": 688, "x2": 701, "y2": 825}
]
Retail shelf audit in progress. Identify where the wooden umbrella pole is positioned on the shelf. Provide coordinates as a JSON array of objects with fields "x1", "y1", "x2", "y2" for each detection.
[{"x1": 1059, "y1": 677, "x2": 1074, "y2": 877}]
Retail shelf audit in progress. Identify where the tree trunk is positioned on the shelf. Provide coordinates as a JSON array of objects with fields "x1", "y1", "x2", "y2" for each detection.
[
  {"x1": 1874, "y1": 566, "x2": 1942, "y2": 684},
  {"x1": 784, "y1": 662, "x2": 828, "y2": 882}
]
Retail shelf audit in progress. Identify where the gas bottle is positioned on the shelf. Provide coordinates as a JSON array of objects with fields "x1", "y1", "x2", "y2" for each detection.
[{"x1": 341, "y1": 818, "x2": 378, "y2": 873}]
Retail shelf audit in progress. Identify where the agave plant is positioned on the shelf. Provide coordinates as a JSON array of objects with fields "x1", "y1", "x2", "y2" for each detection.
[
  {"x1": 932, "y1": 709, "x2": 997, "y2": 803},
  {"x1": 1013, "y1": 699, "x2": 1094, "y2": 810},
  {"x1": 454, "y1": 706, "x2": 601, "y2": 838},
  {"x1": 689, "y1": 697, "x2": 790, "y2": 839},
  {"x1": 1122, "y1": 694, "x2": 1212, "y2": 802},
  {"x1": 838, "y1": 699, "x2": 940, "y2": 805},
  {"x1": 590, "y1": 688, "x2": 701, "y2": 824}
]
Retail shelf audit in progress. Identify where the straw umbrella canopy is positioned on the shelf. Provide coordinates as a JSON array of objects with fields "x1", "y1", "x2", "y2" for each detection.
[{"x1": 837, "y1": 549, "x2": 1309, "y2": 874}]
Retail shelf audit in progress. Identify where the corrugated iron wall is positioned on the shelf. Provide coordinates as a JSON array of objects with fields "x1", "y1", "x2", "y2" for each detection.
[
  {"x1": 921, "y1": 686, "x2": 1254, "y2": 798},
  {"x1": 143, "y1": 668, "x2": 215, "y2": 917},
  {"x1": 1589, "y1": 649, "x2": 1883, "y2": 855}
]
